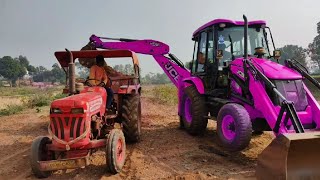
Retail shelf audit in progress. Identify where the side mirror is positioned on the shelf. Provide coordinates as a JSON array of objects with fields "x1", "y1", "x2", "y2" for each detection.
[
  {"x1": 273, "y1": 50, "x2": 281, "y2": 59},
  {"x1": 216, "y1": 50, "x2": 224, "y2": 60}
]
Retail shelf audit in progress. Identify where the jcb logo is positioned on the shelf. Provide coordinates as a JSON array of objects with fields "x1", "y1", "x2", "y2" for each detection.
[{"x1": 165, "y1": 63, "x2": 179, "y2": 82}]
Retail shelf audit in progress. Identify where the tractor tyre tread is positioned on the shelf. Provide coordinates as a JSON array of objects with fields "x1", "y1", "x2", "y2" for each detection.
[
  {"x1": 30, "y1": 136, "x2": 52, "y2": 178},
  {"x1": 183, "y1": 85, "x2": 208, "y2": 135},
  {"x1": 121, "y1": 94, "x2": 141, "y2": 143},
  {"x1": 106, "y1": 129, "x2": 126, "y2": 174},
  {"x1": 217, "y1": 103, "x2": 252, "y2": 151}
]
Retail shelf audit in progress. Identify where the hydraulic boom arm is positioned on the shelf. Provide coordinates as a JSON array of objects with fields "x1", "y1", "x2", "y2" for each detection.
[{"x1": 89, "y1": 35, "x2": 191, "y2": 87}]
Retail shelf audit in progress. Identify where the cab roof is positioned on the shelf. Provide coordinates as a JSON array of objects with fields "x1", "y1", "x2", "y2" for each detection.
[
  {"x1": 193, "y1": 19, "x2": 266, "y2": 37},
  {"x1": 54, "y1": 49, "x2": 139, "y2": 67}
]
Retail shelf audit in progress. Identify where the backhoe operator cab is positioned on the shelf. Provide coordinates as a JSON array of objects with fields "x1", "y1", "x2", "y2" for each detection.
[{"x1": 191, "y1": 19, "x2": 277, "y2": 93}]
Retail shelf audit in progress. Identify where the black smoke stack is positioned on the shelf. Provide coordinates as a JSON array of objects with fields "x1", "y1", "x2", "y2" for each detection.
[{"x1": 243, "y1": 15, "x2": 248, "y2": 59}]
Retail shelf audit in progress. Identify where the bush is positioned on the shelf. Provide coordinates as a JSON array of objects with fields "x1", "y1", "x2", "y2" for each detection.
[
  {"x1": 26, "y1": 94, "x2": 51, "y2": 108},
  {"x1": 0, "y1": 104, "x2": 24, "y2": 116}
]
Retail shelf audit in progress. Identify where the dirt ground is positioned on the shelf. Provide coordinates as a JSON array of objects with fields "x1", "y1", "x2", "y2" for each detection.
[{"x1": 0, "y1": 88, "x2": 274, "y2": 180}]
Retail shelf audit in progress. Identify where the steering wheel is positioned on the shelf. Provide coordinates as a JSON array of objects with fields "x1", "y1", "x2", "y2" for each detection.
[{"x1": 84, "y1": 78, "x2": 103, "y2": 87}]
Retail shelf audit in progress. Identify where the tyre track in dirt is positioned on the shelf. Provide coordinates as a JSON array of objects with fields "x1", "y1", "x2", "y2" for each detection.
[{"x1": 0, "y1": 86, "x2": 274, "y2": 179}]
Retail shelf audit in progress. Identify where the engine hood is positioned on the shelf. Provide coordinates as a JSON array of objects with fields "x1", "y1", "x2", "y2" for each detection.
[
  {"x1": 51, "y1": 93, "x2": 104, "y2": 113},
  {"x1": 231, "y1": 57, "x2": 302, "y2": 80}
]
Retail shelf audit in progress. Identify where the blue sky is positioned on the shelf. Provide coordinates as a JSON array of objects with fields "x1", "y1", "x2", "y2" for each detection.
[{"x1": 0, "y1": 0, "x2": 319, "y2": 75}]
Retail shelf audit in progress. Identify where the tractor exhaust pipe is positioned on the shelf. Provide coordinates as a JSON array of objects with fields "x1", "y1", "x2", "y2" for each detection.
[
  {"x1": 242, "y1": 15, "x2": 249, "y2": 88},
  {"x1": 66, "y1": 49, "x2": 75, "y2": 95},
  {"x1": 243, "y1": 15, "x2": 248, "y2": 60}
]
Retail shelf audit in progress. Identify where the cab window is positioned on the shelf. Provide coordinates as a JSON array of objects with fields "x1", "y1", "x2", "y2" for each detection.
[{"x1": 196, "y1": 32, "x2": 207, "y2": 72}]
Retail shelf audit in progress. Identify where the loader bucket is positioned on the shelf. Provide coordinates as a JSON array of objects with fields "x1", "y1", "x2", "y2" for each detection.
[{"x1": 256, "y1": 132, "x2": 320, "y2": 180}]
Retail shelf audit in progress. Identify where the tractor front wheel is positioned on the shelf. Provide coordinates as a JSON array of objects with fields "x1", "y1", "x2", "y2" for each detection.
[
  {"x1": 181, "y1": 85, "x2": 208, "y2": 135},
  {"x1": 121, "y1": 94, "x2": 141, "y2": 143},
  {"x1": 106, "y1": 129, "x2": 126, "y2": 174},
  {"x1": 217, "y1": 103, "x2": 252, "y2": 151},
  {"x1": 30, "y1": 136, "x2": 53, "y2": 178}
]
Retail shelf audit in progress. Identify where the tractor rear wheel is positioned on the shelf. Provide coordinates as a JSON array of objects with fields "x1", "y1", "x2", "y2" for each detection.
[
  {"x1": 30, "y1": 136, "x2": 53, "y2": 178},
  {"x1": 181, "y1": 85, "x2": 208, "y2": 135},
  {"x1": 217, "y1": 103, "x2": 252, "y2": 151},
  {"x1": 121, "y1": 94, "x2": 141, "y2": 143},
  {"x1": 106, "y1": 129, "x2": 126, "y2": 174}
]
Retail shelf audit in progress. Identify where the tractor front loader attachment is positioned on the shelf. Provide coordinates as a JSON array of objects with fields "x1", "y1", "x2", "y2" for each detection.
[{"x1": 256, "y1": 133, "x2": 320, "y2": 179}]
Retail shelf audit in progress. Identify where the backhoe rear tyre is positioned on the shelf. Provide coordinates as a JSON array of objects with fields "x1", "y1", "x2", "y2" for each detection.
[
  {"x1": 121, "y1": 94, "x2": 141, "y2": 143},
  {"x1": 30, "y1": 136, "x2": 53, "y2": 178},
  {"x1": 181, "y1": 85, "x2": 208, "y2": 135},
  {"x1": 217, "y1": 103, "x2": 252, "y2": 151},
  {"x1": 106, "y1": 129, "x2": 126, "y2": 174},
  {"x1": 179, "y1": 116, "x2": 185, "y2": 129}
]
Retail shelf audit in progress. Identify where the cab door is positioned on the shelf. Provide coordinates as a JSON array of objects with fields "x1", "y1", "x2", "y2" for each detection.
[{"x1": 191, "y1": 29, "x2": 216, "y2": 91}]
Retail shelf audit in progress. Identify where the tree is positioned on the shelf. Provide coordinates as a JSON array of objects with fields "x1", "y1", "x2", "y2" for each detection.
[
  {"x1": 75, "y1": 62, "x2": 89, "y2": 78},
  {"x1": 51, "y1": 63, "x2": 65, "y2": 83},
  {"x1": 27, "y1": 65, "x2": 37, "y2": 75},
  {"x1": 278, "y1": 45, "x2": 307, "y2": 67},
  {"x1": 185, "y1": 60, "x2": 193, "y2": 70},
  {"x1": 124, "y1": 64, "x2": 133, "y2": 75},
  {"x1": 113, "y1": 64, "x2": 125, "y2": 73},
  {"x1": 141, "y1": 72, "x2": 170, "y2": 84},
  {"x1": 0, "y1": 56, "x2": 26, "y2": 86},
  {"x1": 308, "y1": 21, "x2": 320, "y2": 73},
  {"x1": 33, "y1": 64, "x2": 65, "y2": 83},
  {"x1": 18, "y1": 55, "x2": 29, "y2": 68}
]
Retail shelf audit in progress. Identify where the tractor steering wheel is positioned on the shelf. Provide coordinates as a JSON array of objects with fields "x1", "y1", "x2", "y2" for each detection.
[{"x1": 84, "y1": 78, "x2": 103, "y2": 87}]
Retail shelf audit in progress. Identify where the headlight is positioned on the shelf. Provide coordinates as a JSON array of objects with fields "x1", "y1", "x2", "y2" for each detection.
[
  {"x1": 71, "y1": 108, "x2": 84, "y2": 114},
  {"x1": 51, "y1": 108, "x2": 62, "y2": 114}
]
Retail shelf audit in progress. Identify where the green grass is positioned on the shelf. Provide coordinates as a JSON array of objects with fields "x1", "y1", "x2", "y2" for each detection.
[
  {"x1": 0, "y1": 104, "x2": 24, "y2": 116},
  {"x1": 0, "y1": 86, "x2": 38, "y2": 96},
  {"x1": 0, "y1": 86, "x2": 63, "y2": 97},
  {"x1": 0, "y1": 86, "x2": 65, "y2": 116},
  {"x1": 144, "y1": 84, "x2": 178, "y2": 105},
  {"x1": 52, "y1": 93, "x2": 67, "y2": 100}
]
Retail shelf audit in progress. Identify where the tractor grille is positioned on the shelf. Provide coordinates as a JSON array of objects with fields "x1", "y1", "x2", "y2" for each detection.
[{"x1": 50, "y1": 117, "x2": 86, "y2": 141}]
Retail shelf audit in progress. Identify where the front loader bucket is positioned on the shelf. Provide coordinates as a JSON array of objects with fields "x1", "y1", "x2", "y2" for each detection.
[{"x1": 256, "y1": 132, "x2": 320, "y2": 180}]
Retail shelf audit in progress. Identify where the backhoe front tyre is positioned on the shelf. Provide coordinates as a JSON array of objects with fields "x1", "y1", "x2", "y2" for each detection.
[
  {"x1": 106, "y1": 129, "x2": 126, "y2": 174},
  {"x1": 217, "y1": 103, "x2": 252, "y2": 151},
  {"x1": 181, "y1": 85, "x2": 208, "y2": 135},
  {"x1": 121, "y1": 94, "x2": 141, "y2": 143},
  {"x1": 30, "y1": 136, "x2": 53, "y2": 178}
]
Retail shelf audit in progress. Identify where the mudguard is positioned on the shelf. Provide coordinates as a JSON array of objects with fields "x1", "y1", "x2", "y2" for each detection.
[{"x1": 182, "y1": 77, "x2": 205, "y2": 94}]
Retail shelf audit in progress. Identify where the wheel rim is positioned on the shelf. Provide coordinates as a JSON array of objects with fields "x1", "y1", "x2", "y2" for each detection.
[
  {"x1": 184, "y1": 97, "x2": 192, "y2": 123},
  {"x1": 116, "y1": 138, "x2": 124, "y2": 164},
  {"x1": 221, "y1": 115, "x2": 236, "y2": 141}
]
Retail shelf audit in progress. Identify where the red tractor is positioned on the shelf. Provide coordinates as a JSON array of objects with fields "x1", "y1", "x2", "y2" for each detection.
[{"x1": 30, "y1": 49, "x2": 141, "y2": 178}]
